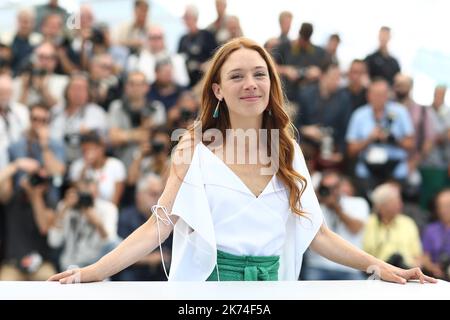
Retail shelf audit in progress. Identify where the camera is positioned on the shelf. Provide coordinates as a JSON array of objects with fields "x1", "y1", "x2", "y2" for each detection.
[
  {"x1": 320, "y1": 127, "x2": 334, "y2": 160},
  {"x1": 28, "y1": 68, "x2": 48, "y2": 88},
  {"x1": 123, "y1": 98, "x2": 157, "y2": 127},
  {"x1": 180, "y1": 108, "x2": 195, "y2": 122},
  {"x1": 386, "y1": 253, "x2": 409, "y2": 269},
  {"x1": 64, "y1": 133, "x2": 81, "y2": 146},
  {"x1": 318, "y1": 185, "x2": 331, "y2": 197},
  {"x1": 151, "y1": 140, "x2": 165, "y2": 154},
  {"x1": 91, "y1": 27, "x2": 105, "y2": 45},
  {"x1": 375, "y1": 113, "x2": 397, "y2": 145},
  {"x1": 75, "y1": 192, "x2": 94, "y2": 210},
  {"x1": 28, "y1": 172, "x2": 52, "y2": 186},
  {"x1": 141, "y1": 102, "x2": 157, "y2": 118},
  {"x1": 0, "y1": 58, "x2": 10, "y2": 69}
]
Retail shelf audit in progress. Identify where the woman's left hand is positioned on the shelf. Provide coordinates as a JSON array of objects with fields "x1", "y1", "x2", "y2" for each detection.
[{"x1": 379, "y1": 265, "x2": 438, "y2": 284}]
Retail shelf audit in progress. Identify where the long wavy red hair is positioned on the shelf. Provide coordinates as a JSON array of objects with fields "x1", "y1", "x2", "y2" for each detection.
[{"x1": 184, "y1": 37, "x2": 307, "y2": 216}]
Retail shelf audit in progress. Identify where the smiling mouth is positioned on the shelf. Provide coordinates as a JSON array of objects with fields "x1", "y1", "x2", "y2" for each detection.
[{"x1": 240, "y1": 96, "x2": 261, "y2": 101}]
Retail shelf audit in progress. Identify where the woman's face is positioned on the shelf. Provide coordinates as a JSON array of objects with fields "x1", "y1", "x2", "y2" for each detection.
[{"x1": 213, "y1": 48, "x2": 270, "y2": 119}]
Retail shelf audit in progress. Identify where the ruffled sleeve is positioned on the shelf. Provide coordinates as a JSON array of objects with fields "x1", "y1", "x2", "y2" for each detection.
[{"x1": 168, "y1": 144, "x2": 217, "y2": 281}]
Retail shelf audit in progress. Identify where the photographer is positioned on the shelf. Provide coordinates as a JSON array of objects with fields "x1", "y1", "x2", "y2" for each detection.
[
  {"x1": 394, "y1": 74, "x2": 437, "y2": 198},
  {"x1": 13, "y1": 41, "x2": 69, "y2": 108},
  {"x1": 177, "y1": 5, "x2": 218, "y2": 87},
  {"x1": 69, "y1": 131, "x2": 125, "y2": 206},
  {"x1": 127, "y1": 126, "x2": 171, "y2": 187},
  {"x1": 167, "y1": 90, "x2": 199, "y2": 131},
  {"x1": 50, "y1": 72, "x2": 107, "y2": 163},
  {"x1": 3, "y1": 102, "x2": 65, "y2": 204},
  {"x1": 2, "y1": 7, "x2": 42, "y2": 76},
  {"x1": 0, "y1": 167, "x2": 57, "y2": 280},
  {"x1": 363, "y1": 183, "x2": 422, "y2": 269},
  {"x1": 39, "y1": 13, "x2": 79, "y2": 75},
  {"x1": 113, "y1": 0, "x2": 150, "y2": 55},
  {"x1": 147, "y1": 58, "x2": 186, "y2": 112},
  {"x1": 295, "y1": 63, "x2": 352, "y2": 171},
  {"x1": 421, "y1": 189, "x2": 450, "y2": 280},
  {"x1": 126, "y1": 25, "x2": 189, "y2": 87},
  {"x1": 0, "y1": 73, "x2": 30, "y2": 168},
  {"x1": 273, "y1": 22, "x2": 331, "y2": 102},
  {"x1": 346, "y1": 79, "x2": 414, "y2": 195},
  {"x1": 83, "y1": 22, "x2": 129, "y2": 74},
  {"x1": 48, "y1": 178, "x2": 118, "y2": 272},
  {"x1": 88, "y1": 53, "x2": 120, "y2": 110},
  {"x1": 108, "y1": 71, "x2": 166, "y2": 167},
  {"x1": 0, "y1": 103, "x2": 65, "y2": 280},
  {"x1": 303, "y1": 171, "x2": 369, "y2": 280}
]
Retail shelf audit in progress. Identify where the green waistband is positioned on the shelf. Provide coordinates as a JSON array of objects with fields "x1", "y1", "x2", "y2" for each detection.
[{"x1": 207, "y1": 250, "x2": 279, "y2": 281}]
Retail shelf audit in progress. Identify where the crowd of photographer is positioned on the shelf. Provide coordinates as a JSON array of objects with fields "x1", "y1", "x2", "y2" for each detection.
[{"x1": 0, "y1": 0, "x2": 449, "y2": 281}]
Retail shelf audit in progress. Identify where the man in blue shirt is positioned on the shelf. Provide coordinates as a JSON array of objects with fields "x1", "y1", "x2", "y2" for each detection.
[
  {"x1": 0, "y1": 102, "x2": 65, "y2": 280},
  {"x1": 346, "y1": 79, "x2": 414, "y2": 194}
]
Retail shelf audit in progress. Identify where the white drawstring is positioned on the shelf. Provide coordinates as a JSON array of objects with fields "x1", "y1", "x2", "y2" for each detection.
[
  {"x1": 151, "y1": 202, "x2": 220, "y2": 281},
  {"x1": 151, "y1": 203, "x2": 174, "y2": 280}
]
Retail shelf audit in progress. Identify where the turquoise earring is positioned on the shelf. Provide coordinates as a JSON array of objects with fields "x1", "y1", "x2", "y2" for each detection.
[
  {"x1": 213, "y1": 99, "x2": 221, "y2": 119},
  {"x1": 268, "y1": 108, "x2": 272, "y2": 116}
]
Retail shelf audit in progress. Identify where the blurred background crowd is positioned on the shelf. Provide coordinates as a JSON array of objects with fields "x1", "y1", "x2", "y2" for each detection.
[{"x1": 0, "y1": 0, "x2": 449, "y2": 282}]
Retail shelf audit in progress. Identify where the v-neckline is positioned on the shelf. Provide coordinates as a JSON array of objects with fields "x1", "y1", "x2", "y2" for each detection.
[{"x1": 200, "y1": 142, "x2": 276, "y2": 198}]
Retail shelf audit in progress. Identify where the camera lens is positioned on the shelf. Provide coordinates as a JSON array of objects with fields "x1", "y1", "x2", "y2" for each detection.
[
  {"x1": 151, "y1": 140, "x2": 165, "y2": 154},
  {"x1": 318, "y1": 185, "x2": 331, "y2": 197},
  {"x1": 76, "y1": 192, "x2": 94, "y2": 209}
]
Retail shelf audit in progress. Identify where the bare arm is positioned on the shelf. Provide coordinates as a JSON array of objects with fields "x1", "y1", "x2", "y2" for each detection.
[
  {"x1": 127, "y1": 154, "x2": 143, "y2": 186},
  {"x1": 28, "y1": 189, "x2": 55, "y2": 235},
  {"x1": 0, "y1": 158, "x2": 41, "y2": 203},
  {"x1": 310, "y1": 223, "x2": 437, "y2": 284},
  {"x1": 398, "y1": 136, "x2": 414, "y2": 152},
  {"x1": 347, "y1": 139, "x2": 373, "y2": 158},
  {"x1": 49, "y1": 135, "x2": 195, "y2": 283},
  {"x1": 41, "y1": 147, "x2": 66, "y2": 176},
  {"x1": 108, "y1": 127, "x2": 148, "y2": 147},
  {"x1": 111, "y1": 181, "x2": 125, "y2": 206}
]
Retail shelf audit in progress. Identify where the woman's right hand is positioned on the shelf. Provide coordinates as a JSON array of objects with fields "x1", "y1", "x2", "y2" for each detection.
[{"x1": 48, "y1": 265, "x2": 103, "y2": 284}]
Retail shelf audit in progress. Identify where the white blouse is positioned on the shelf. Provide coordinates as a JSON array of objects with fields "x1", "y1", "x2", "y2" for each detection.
[
  {"x1": 161, "y1": 140, "x2": 323, "y2": 281},
  {"x1": 201, "y1": 144, "x2": 290, "y2": 256}
]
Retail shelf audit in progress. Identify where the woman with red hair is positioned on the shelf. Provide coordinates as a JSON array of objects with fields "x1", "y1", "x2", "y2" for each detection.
[{"x1": 50, "y1": 38, "x2": 435, "y2": 284}]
